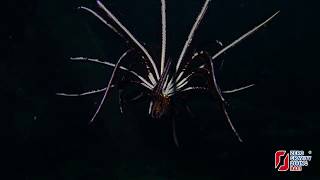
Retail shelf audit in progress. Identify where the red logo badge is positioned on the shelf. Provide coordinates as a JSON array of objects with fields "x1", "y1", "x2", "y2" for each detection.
[{"x1": 275, "y1": 150, "x2": 289, "y2": 171}]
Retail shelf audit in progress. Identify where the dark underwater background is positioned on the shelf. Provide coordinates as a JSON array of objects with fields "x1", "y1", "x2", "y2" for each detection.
[{"x1": 2, "y1": 0, "x2": 320, "y2": 179}]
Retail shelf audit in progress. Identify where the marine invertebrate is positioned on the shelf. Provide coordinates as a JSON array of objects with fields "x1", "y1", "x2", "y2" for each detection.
[{"x1": 58, "y1": 0, "x2": 279, "y2": 146}]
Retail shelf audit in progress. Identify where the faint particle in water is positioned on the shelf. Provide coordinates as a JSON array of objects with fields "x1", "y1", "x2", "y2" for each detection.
[
  {"x1": 57, "y1": 0, "x2": 280, "y2": 146},
  {"x1": 216, "y1": 40, "x2": 223, "y2": 46}
]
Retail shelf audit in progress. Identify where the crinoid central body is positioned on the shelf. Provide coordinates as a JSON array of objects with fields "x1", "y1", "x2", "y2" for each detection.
[
  {"x1": 58, "y1": 0, "x2": 279, "y2": 146},
  {"x1": 151, "y1": 94, "x2": 170, "y2": 119}
]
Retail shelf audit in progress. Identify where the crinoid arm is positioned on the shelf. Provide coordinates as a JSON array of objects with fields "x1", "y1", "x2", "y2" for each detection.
[
  {"x1": 168, "y1": 0, "x2": 212, "y2": 88},
  {"x1": 222, "y1": 84, "x2": 255, "y2": 94},
  {"x1": 88, "y1": 49, "x2": 133, "y2": 123},
  {"x1": 180, "y1": 86, "x2": 208, "y2": 93},
  {"x1": 160, "y1": 0, "x2": 167, "y2": 74},
  {"x1": 56, "y1": 87, "x2": 111, "y2": 97},
  {"x1": 79, "y1": 1, "x2": 160, "y2": 84},
  {"x1": 211, "y1": 11, "x2": 280, "y2": 62},
  {"x1": 77, "y1": 6, "x2": 124, "y2": 39},
  {"x1": 69, "y1": 57, "x2": 153, "y2": 89},
  {"x1": 57, "y1": 54, "x2": 154, "y2": 98},
  {"x1": 176, "y1": 0, "x2": 212, "y2": 73},
  {"x1": 209, "y1": 57, "x2": 243, "y2": 142}
]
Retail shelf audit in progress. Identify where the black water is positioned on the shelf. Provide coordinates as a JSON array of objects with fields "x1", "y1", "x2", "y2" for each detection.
[{"x1": 3, "y1": 0, "x2": 320, "y2": 179}]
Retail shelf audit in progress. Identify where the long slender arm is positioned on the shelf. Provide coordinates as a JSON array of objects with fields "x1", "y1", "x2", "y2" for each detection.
[
  {"x1": 180, "y1": 86, "x2": 208, "y2": 93},
  {"x1": 56, "y1": 87, "x2": 110, "y2": 97},
  {"x1": 89, "y1": 49, "x2": 132, "y2": 123},
  {"x1": 209, "y1": 57, "x2": 243, "y2": 142},
  {"x1": 56, "y1": 80, "x2": 152, "y2": 97},
  {"x1": 222, "y1": 84, "x2": 255, "y2": 94},
  {"x1": 69, "y1": 57, "x2": 153, "y2": 89},
  {"x1": 160, "y1": 0, "x2": 167, "y2": 74},
  {"x1": 96, "y1": 0, "x2": 160, "y2": 80},
  {"x1": 176, "y1": 0, "x2": 212, "y2": 72},
  {"x1": 211, "y1": 11, "x2": 280, "y2": 61},
  {"x1": 78, "y1": 6, "x2": 125, "y2": 39}
]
